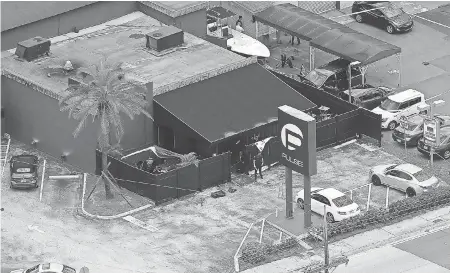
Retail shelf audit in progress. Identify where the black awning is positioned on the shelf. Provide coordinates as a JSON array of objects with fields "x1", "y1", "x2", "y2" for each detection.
[
  {"x1": 254, "y1": 3, "x2": 343, "y2": 41},
  {"x1": 254, "y1": 3, "x2": 401, "y2": 65},
  {"x1": 309, "y1": 28, "x2": 401, "y2": 65},
  {"x1": 154, "y1": 63, "x2": 316, "y2": 145}
]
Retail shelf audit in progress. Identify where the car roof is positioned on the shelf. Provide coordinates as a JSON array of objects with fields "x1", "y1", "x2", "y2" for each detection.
[
  {"x1": 317, "y1": 188, "x2": 345, "y2": 199},
  {"x1": 388, "y1": 89, "x2": 422, "y2": 103},
  {"x1": 436, "y1": 115, "x2": 450, "y2": 124},
  {"x1": 318, "y1": 59, "x2": 351, "y2": 72},
  {"x1": 395, "y1": 164, "x2": 422, "y2": 174},
  {"x1": 312, "y1": 68, "x2": 335, "y2": 77},
  {"x1": 40, "y1": 263, "x2": 65, "y2": 272}
]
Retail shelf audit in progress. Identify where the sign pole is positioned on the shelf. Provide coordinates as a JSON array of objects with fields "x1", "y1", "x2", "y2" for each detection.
[
  {"x1": 304, "y1": 174, "x2": 312, "y2": 228},
  {"x1": 285, "y1": 166, "x2": 293, "y2": 218}
]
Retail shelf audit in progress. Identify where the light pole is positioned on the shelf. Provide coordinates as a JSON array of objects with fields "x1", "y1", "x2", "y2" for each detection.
[
  {"x1": 418, "y1": 99, "x2": 446, "y2": 169},
  {"x1": 348, "y1": 61, "x2": 361, "y2": 103}
]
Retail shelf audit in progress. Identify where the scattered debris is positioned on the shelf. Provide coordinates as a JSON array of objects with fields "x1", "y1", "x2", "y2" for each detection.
[
  {"x1": 211, "y1": 190, "x2": 226, "y2": 198},
  {"x1": 228, "y1": 187, "x2": 237, "y2": 193},
  {"x1": 27, "y1": 225, "x2": 45, "y2": 233}
]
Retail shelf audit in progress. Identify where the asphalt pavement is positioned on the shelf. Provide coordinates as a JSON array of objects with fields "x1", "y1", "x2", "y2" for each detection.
[{"x1": 333, "y1": 227, "x2": 450, "y2": 273}]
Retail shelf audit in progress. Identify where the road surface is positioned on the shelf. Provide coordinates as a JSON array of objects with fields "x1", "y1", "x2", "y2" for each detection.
[{"x1": 334, "y1": 227, "x2": 450, "y2": 273}]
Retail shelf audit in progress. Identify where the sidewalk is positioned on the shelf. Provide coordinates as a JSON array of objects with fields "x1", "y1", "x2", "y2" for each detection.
[{"x1": 241, "y1": 205, "x2": 450, "y2": 273}]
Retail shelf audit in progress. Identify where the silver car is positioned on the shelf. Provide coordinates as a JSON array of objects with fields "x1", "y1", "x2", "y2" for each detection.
[{"x1": 369, "y1": 163, "x2": 439, "y2": 197}]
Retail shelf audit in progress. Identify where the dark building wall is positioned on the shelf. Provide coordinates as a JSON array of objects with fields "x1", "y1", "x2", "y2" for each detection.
[
  {"x1": 1, "y1": 76, "x2": 98, "y2": 172},
  {"x1": 117, "y1": 82, "x2": 155, "y2": 152},
  {"x1": 1, "y1": 77, "x2": 155, "y2": 173},
  {"x1": 1, "y1": 1, "x2": 137, "y2": 50},
  {"x1": 137, "y1": 2, "x2": 207, "y2": 37}
]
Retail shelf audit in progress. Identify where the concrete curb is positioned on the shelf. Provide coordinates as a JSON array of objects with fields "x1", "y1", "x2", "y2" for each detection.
[{"x1": 78, "y1": 173, "x2": 154, "y2": 220}]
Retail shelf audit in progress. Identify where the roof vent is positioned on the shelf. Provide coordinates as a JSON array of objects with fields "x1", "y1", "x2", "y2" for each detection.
[
  {"x1": 15, "y1": 36, "x2": 51, "y2": 62},
  {"x1": 145, "y1": 26, "x2": 184, "y2": 52}
]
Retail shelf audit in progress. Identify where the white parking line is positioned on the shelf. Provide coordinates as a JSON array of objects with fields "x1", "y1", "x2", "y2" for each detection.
[
  {"x1": 123, "y1": 215, "x2": 158, "y2": 232},
  {"x1": 333, "y1": 139, "x2": 357, "y2": 149}
]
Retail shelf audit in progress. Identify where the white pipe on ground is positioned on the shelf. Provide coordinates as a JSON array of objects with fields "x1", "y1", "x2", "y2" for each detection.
[{"x1": 49, "y1": 175, "x2": 81, "y2": 180}]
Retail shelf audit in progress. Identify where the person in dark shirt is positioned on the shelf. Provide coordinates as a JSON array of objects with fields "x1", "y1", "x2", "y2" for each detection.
[
  {"x1": 253, "y1": 152, "x2": 264, "y2": 180},
  {"x1": 236, "y1": 15, "x2": 244, "y2": 28}
]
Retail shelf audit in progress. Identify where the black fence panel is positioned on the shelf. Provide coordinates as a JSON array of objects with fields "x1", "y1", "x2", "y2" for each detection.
[
  {"x1": 199, "y1": 153, "x2": 230, "y2": 190},
  {"x1": 154, "y1": 171, "x2": 178, "y2": 204},
  {"x1": 336, "y1": 109, "x2": 359, "y2": 143},
  {"x1": 316, "y1": 117, "x2": 338, "y2": 149},
  {"x1": 264, "y1": 138, "x2": 282, "y2": 166},
  {"x1": 358, "y1": 107, "x2": 382, "y2": 146},
  {"x1": 96, "y1": 150, "x2": 231, "y2": 204},
  {"x1": 177, "y1": 164, "x2": 200, "y2": 198}
]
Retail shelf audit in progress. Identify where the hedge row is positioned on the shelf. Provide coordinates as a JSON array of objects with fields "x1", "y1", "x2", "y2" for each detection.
[
  {"x1": 311, "y1": 187, "x2": 450, "y2": 238},
  {"x1": 240, "y1": 237, "x2": 299, "y2": 264}
]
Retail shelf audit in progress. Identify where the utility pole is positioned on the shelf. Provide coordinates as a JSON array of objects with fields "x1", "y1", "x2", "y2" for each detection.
[{"x1": 323, "y1": 205, "x2": 329, "y2": 273}]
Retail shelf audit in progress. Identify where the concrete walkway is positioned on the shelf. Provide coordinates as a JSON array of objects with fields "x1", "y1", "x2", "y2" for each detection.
[{"x1": 241, "y1": 205, "x2": 450, "y2": 273}]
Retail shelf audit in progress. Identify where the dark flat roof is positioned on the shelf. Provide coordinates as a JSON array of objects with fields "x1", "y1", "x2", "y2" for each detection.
[
  {"x1": 254, "y1": 3, "x2": 401, "y2": 65},
  {"x1": 139, "y1": 1, "x2": 208, "y2": 17},
  {"x1": 154, "y1": 63, "x2": 316, "y2": 144},
  {"x1": 1, "y1": 1, "x2": 96, "y2": 31}
]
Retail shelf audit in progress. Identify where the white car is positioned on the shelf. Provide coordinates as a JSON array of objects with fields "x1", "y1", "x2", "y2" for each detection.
[
  {"x1": 10, "y1": 263, "x2": 76, "y2": 273},
  {"x1": 372, "y1": 89, "x2": 426, "y2": 130},
  {"x1": 296, "y1": 187, "x2": 360, "y2": 223},
  {"x1": 369, "y1": 163, "x2": 439, "y2": 197}
]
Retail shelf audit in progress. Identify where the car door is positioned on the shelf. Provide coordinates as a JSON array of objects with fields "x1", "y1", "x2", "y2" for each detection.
[
  {"x1": 366, "y1": 92, "x2": 384, "y2": 110},
  {"x1": 311, "y1": 194, "x2": 324, "y2": 214},
  {"x1": 402, "y1": 97, "x2": 421, "y2": 117},
  {"x1": 384, "y1": 170, "x2": 403, "y2": 190},
  {"x1": 322, "y1": 75, "x2": 339, "y2": 93},
  {"x1": 396, "y1": 171, "x2": 414, "y2": 191},
  {"x1": 336, "y1": 70, "x2": 348, "y2": 90}
]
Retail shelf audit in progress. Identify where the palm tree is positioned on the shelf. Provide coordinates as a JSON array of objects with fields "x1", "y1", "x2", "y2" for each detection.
[{"x1": 59, "y1": 57, "x2": 153, "y2": 199}]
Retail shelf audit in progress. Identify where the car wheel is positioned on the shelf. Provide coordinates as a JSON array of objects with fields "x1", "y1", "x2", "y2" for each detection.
[
  {"x1": 9, "y1": 184, "x2": 12, "y2": 189},
  {"x1": 355, "y1": 14, "x2": 363, "y2": 23},
  {"x1": 388, "y1": 121, "x2": 397, "y2": 130},
  {"x1": 297, "y1": 198, "x2": 304, "y2": 209},
  {"x1": 372, "y1": 175, "x2": 381, "y2": 186},
  {"x1": 386, "y1": 24, "x2": 395, "y2": 34},
  {"x1": 443, "y1": 150, "x2": 450, "y2": 160},
  {"x1": 326, "y1": 212, "x2": 335, "y2": 223},
  {"x1": 406, "y1": 188, "x2": 416, "y2": 197}
]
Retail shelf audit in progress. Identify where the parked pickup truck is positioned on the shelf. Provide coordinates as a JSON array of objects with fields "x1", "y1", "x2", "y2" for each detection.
[
  {"x1": 371, "y1": 89, "x2": 427, "y2": 130},
  {"x1": 303, "y1": 58, "x2": 367, "y2": 96}
]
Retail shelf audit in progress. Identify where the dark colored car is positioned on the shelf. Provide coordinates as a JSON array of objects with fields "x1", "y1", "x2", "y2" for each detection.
[
  {"x1": 417, "y1": 126, "x2": 450, "y2": 160},
  {"x1": 9, "y1": 154, "x2": 39, "y2": 189},
  {"x1": 304, "y1": 59, "x2": 365, "y2": 96},
  {"x1": 340, "y1": 86, "x2": 393, "y2": 110},
  {"x1": 352, "y1": 1, "x2": 414, "y2": 34},
  {"x1": 393, "y1": 115, "x2": 450, "y2": 146}
]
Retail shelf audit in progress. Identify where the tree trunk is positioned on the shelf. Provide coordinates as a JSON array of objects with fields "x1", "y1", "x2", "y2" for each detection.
[{"x1": 102, "y1": 150, "x2": 114, "y2": 199}]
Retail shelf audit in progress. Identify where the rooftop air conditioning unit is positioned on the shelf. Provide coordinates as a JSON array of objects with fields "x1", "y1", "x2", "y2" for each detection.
[
  {"x1": 146, "y1": 26, "x2": 184, "y2": 52},
  {"x1": 15, "y1": 36, "x2": 51, "y2": 62}
]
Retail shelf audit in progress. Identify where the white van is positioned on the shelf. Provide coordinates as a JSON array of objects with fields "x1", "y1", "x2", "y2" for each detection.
[{"x1": 372, "y1": 89, "x2": 426, "y2": 130}]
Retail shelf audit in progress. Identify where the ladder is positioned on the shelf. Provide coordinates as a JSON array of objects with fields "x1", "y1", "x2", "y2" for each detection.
[{"x1": 1, "y1": 135, "x2": 11, "y2": 177}]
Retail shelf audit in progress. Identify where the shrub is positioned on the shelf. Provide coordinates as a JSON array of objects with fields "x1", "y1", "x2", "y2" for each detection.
[
  {"x1": 240, "y1": 242, "x2": 266, "y2": 264},
  {"x1": 312, "y1": 187, "x2": 450, "y2": 239}
]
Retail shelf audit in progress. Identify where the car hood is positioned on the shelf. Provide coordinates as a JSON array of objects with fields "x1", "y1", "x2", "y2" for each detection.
[
  {"x1": 371, "y1": 164, "x2": 396, "y2": 174},
  {"x1": 390, "y1": 13, "x2": 412, "y2": 26},
  {"x1": 372, "y1": 107, "x2": 396, "y2": 119},
  {"x1": 419, "y1": 176, "x2": 439, "y2": 187}
]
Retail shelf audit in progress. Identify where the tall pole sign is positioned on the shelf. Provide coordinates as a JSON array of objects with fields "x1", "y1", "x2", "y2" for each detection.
[{"x1": 278, "y1": 105, "x2": 317, "y2": 228}]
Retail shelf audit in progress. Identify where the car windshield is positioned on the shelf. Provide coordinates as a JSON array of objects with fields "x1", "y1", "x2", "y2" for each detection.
[
  {"x1": 385, "y1": 165, "x2": 398, "y2": 172},
  {"x1": 380, "y1": 98, "x2": 400, "y2": 111},
  {"x1": 404, "y1": 122, "x2": 419, "y2": 131},
  {"x1": 381, "y1": 5, "x2": 403, "y2": 18},
  {"x1": 25, "y1": 265, "x2": 40, "y2": 273},
  {"x1": 306, "y1": 70, "x2": 329, "y2": 87},
  {"x1": 332, "y1": 195, "x2": 353, "y2": 208}
]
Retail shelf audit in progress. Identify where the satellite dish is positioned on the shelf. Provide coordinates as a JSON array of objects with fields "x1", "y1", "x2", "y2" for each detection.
[{"x1": 79, "y1": 267, "x2": 90, "y2": 273}]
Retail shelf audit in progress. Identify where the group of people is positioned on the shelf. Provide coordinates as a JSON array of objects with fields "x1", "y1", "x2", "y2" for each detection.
[{"x1": 237, "y1": 150, "x2": 264, "y2": 181}]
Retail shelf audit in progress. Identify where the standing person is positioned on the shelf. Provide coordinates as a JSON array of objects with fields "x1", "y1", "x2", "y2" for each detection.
[
  {"x1": 276, "y1": 30, "x2": 281, "y2": 44},
  {"x1": 253, "y1": 152, "x2": 264, "y2": 180},
  {"x1": 236, "y1": 15, "x2": 244, "y2": 28},
  {"x1": 242, "y1": 150, "x2": 250, "y2": 175},
  {"x1": 291, "y1": 35, "x2": 301, "y2": 45}
]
